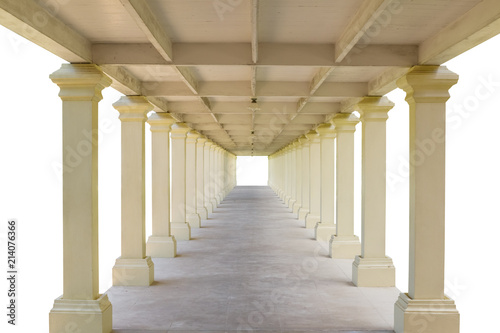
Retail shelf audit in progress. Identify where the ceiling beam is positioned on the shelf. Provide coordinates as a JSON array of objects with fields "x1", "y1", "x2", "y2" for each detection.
[
  {"x1": 335, "y1": 0, "x2": 397, "y2": 62},
  {"x1": 118, "y1": 0, "x2": 173, "y2": 61},
  {"x1": 119, "y1": 0, "x2": 234, "y2": 146},
  {"x1": 142, "y1": 81, "x2": 367, "y2": 98},
  {"x1": 419, "y1": 0, "x2": 500, "y2": 65},
  {"x1": 93, "y1": 43, "x2": 417, "y2": 67},
  {"x1": 251, "y1": 0, "x2": 259, "y2": 97},
  {"x1": 0, "y1": 0, "x2": 91, "y2": 62}
]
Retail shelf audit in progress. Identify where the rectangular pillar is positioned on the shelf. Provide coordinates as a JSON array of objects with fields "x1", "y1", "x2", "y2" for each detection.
[
  {"x1": 112, "y1": 96, "x2": 154, "y2": 286},
  {"x1": 186, "y1": 130, "x2": 201, "y2": 227},
  {"x1": 49, "y1": 63, "x2": 112, "y2": 333},
  {"x1": 305, "y1": 130, "x2": 321, "y2": 228},
  {"x1": 315, "y1": 123, "x2": 336, "y2": 241},
  {"x1": 394, "y1": 66, "x2": 460, "y2": 333},
  {"x1": 298, "y1": 136, "x2": 310, "y2": 220},
  {"x1": 170, "y1": 123, "x2": 192, "y2": 240},
  {"x1": 352, "y1": 96, "x2": 395, "y2": 287},
  {"x1": 329, "y1": 113, "x2": 361, "y2": 259},
  {"x1": 146, "y1": 112, "x2": 176, "y2": 258},
  {"x1": 197, "y1": 137, "x2": 209, "y2": 219}
]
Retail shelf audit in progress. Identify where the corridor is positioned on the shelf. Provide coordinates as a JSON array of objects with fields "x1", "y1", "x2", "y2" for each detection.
[{"x1": 109, "y1": 186, "x2": 399, "y2": 332}]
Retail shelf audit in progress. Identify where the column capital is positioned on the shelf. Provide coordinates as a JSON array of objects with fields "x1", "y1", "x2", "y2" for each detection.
[
  {"x1": 356, "y1": 96, "x2": 394, "y2": 121},
  {"x1": 197, "y1": 136, "x2": 208, "y2": 144},
  {"x1": 305, "y1": 130, "x2": 320, "y2": 143},
  {"x1": 298, "y1": 135, "x2": 309, "y2": 146},
  {"x1": 147, "y1": 112, "x2": 176, "y2": 132},
  {"x1": 397, "y1": 65, "x2": 459, "y2": 104},
  {"x1": 317, "y1": 123, "x2": 336, "y2": 138},
  {"x1": 331, "y1": 113, "x2": 360, "y2": 132},
  {"x1": 186, "y1": 130, "x2": 200, "y2": 143},
  {"x1": 170, "y1": 122, "x2": 190, "y2": 138},
  {"x1": 113, "y1": 96, "x2": 153, "y2": 122},
  {"x1": 50, "y1": 64, "x2": 111, "y2": 102}
]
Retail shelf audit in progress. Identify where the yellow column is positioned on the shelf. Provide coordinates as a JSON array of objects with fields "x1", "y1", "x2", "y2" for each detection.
[
  {"x1": 170, "y1": 123, "x2": 192, "y2": 240},
  {"x1": 186, "y1": 130, "x2": 201, "y2": 228},
  {"x1": 298, "y1": 136, "x2": 310, "y2": 220},
  {"x1": 49, "y1": 64, "x2": 112, "y2": 333},
  {"x1": 292, "y1": 140, "x2": 302, "y2": 214},
  {"x1": 315, "y1": 122, "x2": 336, "y2": 241},
  {"x1": 288, "y1": 143, "x2": 297, "y2": 209},
  {"x1": 329, "y1": 113, "x2": 361, "y2": 259},
  {"x1": 204, "y1": 141, "x2": 214, "y2": 214},
  {"x1": 146, "y1": 112, "x2": 176, "y2": 258},
  {"x1": 394, "y1": 66, "x2": 460, "y2": 333},
  {"x1": 112, "y1": 96, "x2": 154, "y2": 286},
  {"x1": 197, "y1": 136, "x2": 209, "y2": 219},
  {"x1": 352, "y1": 96, "x2": 395, "y2": 287},
  {"x1": 305, "y1": 130, "x2": 321, "y2": 228}
]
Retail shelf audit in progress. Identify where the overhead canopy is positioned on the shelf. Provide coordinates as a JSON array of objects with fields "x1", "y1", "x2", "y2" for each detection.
[{"x1": 1, "y1": 0, "x2": 500, "y2": 155}]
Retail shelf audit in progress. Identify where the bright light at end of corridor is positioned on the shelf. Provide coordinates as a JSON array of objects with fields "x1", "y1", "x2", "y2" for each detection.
[{"x1": 236, "y1": 156, "x2": 269, "y2": 186}]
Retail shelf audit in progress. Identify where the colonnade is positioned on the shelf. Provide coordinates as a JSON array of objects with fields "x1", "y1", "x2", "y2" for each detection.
[
  {"x1": 269, "y1": 66, "x2": 461, "y2": 332},
  {"x1": 48, "y1": 64, "x2": 236, "y2": 333}
]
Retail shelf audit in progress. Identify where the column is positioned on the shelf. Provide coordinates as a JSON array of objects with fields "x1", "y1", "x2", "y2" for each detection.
[
  {"x1": 112, "y1": 96, "x2": 154, "y2": 286},
  {"x1": 305, "y1": 130, "x2": 321, "y2": 228},
  {"x1": 298, "y1": 135, "x2": 310, "y2": 220},
  {"x1": 288, "y1": 144, "x2": 297, "y2": 209},
  {"x1": 170, "y1": 123, "x2": 192, "y2": 240},
  {"x1": 284, "y1": 146, "x2": 291, "y2": 204},
  {"x1": 292, "y1": 140, "x2": 302, "y2": 214},
  {"x1": 204, "y1": 141, "x2": 213, "y2": 213},
  {"x1": 217, "y1": 148, "x2": 224, "y2": 203},
  {"x1": 315, "y1": 122, "x2": 336, "y2": 241},
  {"x1": 352, "y1": 96, "x2": 395, "y2": 287},
  {"x1": 197, "y1": 136, "x2": 208, "y2": 219},
  {"x1": 49, "y1": 64, "x2": 112, "y2": 333},
  {"x1": 329, "y1": 113, "x2": 361, "y2": 259},
  {"x1": 210, "y1": 144, "x2": 218, "y2": 209},
  {"x1": 146, "y1": 112, "x2": 176, "y2": 258},
  {"x1": 186, "y1": 130, "x2": 201, "y2": 228},
  {"x1": 394, "y1": 66, "x2": 460, "y2": 333}
]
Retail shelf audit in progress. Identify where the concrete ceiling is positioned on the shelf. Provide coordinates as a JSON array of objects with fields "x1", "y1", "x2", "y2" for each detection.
[{"x1": 1, "y1": 0, "x2": 499, "y2": 155}]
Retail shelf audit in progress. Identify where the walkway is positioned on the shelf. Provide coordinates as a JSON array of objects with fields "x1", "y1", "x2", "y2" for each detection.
[{"x1": 109, "y1": 186, "x2": 399, "y2": 332}]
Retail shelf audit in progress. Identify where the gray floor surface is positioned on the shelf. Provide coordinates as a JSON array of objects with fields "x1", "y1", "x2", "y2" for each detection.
[{"x1": 108, "y1": 186, "x2": 400, "y2": 333}]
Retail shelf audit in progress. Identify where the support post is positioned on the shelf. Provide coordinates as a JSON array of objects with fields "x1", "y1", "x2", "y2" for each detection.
[{"x1": 49, "y1": 63, "x2": 112, "y2": 333}]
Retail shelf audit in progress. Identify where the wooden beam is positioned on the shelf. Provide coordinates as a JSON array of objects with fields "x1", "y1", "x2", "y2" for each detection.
[
  {"x1": 142, "y1": 80, "x2": 367, "y2": 98},
  {"x1": 419, "y1": 0, "x2": 500, "y2": 65},
  {"x1": 0, "y1": 0, "x2": 91, "y2": 62},
  {"x1": 367, "y1": 67, "x2": 410, "y2": 96},
  {"x1": 251, "y1": 0, "x2": 259, "y2": 64},
  {"x1": 335, "y1": 0, "x2": 397, "y2": 62},
  {"x1": 118, "y1": 0, "x2": 172, "y2": 61}
]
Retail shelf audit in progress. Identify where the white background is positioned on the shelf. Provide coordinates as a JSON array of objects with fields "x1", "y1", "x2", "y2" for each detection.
[{"x1": 1, "y1": 24, "x2": 499, "y2": 332}]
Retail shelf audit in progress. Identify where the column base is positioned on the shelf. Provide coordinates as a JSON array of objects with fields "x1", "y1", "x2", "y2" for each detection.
[
  {"x1": 171, "y1": 222, "x2": 191, "y2": 240},
  {"x1": 198, "y1": 206, "x2": 208, "y2": 220},
  {"x1": 112, "y1": 256, "x2": 154, "y2": 286},
  {"x1": 205, "y1": 202, "x2": 213, "y2": 214},
  {"x1": 49, "y1": 294, "x2": 112, "y2": 333},
  {"x1": 298, "y1": 208, "x2": 309, "y2": 220},
  {"x1": 352, "y1": 255, "x2": 395, "y2": 287},
  {"x1": 305, "y1": 214, "x2": 320, "y2": 228},
  {"x1": 315, "y1": 223, "x2": 336, "y2": 241},
  {"x1": 284, "y1": 195, "x2": 291, "y2": 205},
  {"x1": 292, "y1": 202, "x2": 301, "y2": 214},
  {"x1": 394, "y1": 293, "x2": 459, "y2": 333},
  {"x1": 288, "y1": 199, "x2": 296, "y2": 209},
  {"x1": 187, "y1": 213, "x2": 202, "y2": 228},
  {"x1": 146, "y1": 235, "x2": 177, "y2": 258},
  {"x1": 211, "y1": 198, "x2": 218, "y2": 209},
  {"x1": 329, "y1": 235, "x2": 361, "y2": 259}
]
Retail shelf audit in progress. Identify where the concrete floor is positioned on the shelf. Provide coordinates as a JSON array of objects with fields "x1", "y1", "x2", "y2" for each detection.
[{"x1": 108, "y1": 186, "x2": 400, "y2": 333}]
